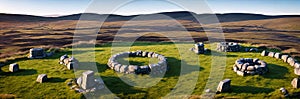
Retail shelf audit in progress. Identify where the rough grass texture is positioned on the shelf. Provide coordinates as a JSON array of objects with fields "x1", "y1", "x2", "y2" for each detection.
[{"x1": 0, "y1": 42, "x2": 299, "y2": 98}]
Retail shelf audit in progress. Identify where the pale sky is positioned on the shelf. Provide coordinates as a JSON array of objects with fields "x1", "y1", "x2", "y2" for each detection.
[{"x1": 0, "y1": 0, "x2": 299, "y2": 16}]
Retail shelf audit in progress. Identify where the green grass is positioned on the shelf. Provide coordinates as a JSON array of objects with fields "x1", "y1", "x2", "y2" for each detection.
[{"x1": 0, "y1": 42, "x2": 299, "y2": 98}]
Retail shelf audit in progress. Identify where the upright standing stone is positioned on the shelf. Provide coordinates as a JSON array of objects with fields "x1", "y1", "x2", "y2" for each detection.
[
  {"x1": 217, "y1": 79, "x2": 231, "y2": 92},
  {"x1": 287, "y1": 57, "x2": 295, "y2": 66},
  {"x1": 268, "y1": 52, "x2": 275, "y2": 57},
  {"x1": 274, "y1": 53, "x2": 281, "y2": 59},
  {"x1": 67, "y1": 62, "x2": 78, "y2": 70},
  {"x1": 281, "y1": 55, "x2": 290, "y2": 63},
  {"x1": 261, "y1": 50, "x2": 268, "y2": 56},
  {"x1": 193, "y1": 42, "x2": 205, "y2": 54},
  {"x1": 291, "y1": 78, "x2": 300, "y2": 88},
  {"x1": 81, "y1": 71, "x2": 95, "y2": 89},
  {"x1": 9, "y1": 63, "x2": 19, "y2": 72},
  {"x1": 36, "y1": 74, "x2": 47, "y2": 83},
  {"x1": 294, "y1": 68, "x2": 300, "y2": 75},
  {"x1": 29, "y1": 48, "x2": 46, "y2": 59}
]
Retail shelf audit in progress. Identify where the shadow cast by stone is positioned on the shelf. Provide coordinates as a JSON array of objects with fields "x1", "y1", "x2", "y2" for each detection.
[
  {"x1": 231, "y1": 85, "x2": 274, "y2": 94},
  {"x1": 74, "y1": 62, "x2": 109, "y2": 74},
  {"x1": 262, "y1": 63, "x2": 289, "y2": 79},
  {"x1": 163, "y1": 57, "x2": 204, "y2": 78},
  {"x1": 1, "y1": 69, "x2": 37, "y2": 76},
  {"x1": 47, "y1": 77, "x2": 67, "y2": 83},
  {"x1": 99, "y1": 76, "x2": 146, "y2": 95}
]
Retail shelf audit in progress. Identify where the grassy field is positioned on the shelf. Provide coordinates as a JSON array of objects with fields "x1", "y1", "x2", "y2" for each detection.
[{"x1": 0, "y1": 42, "x2": 299, "y2": 98}]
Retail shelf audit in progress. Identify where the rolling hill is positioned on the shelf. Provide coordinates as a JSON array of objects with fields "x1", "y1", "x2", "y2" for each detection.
[{"x1": 1, "y1": 11, "x2": 300, "y2": 23}]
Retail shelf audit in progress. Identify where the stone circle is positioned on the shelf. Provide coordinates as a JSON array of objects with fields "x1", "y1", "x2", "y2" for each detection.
[
  {"x1": 233, "y1": 58, "x2": 268, "y2": 76},
  {"x1": 107, "y1": 50, "x2": 168, "y2": 74},
  {"x1": 59, "y1": 54, "x2": 79, "y2": 70},
  {"x1": 217, "y1": 42, "x2": 241, "y2": 52}
]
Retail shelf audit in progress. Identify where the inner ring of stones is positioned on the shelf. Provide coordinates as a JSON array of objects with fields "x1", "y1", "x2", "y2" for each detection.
[
  {"x1": 233, "y1": 58, "x2": 268, "y2": 76},
  {"x1": 107, "y1": 50, "x2": 168, "y2": 74}
]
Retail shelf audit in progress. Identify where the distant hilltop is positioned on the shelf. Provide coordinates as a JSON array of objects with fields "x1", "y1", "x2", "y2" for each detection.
[{"x1": 1, "y1": 11, "x2": 300, "y2": 23}]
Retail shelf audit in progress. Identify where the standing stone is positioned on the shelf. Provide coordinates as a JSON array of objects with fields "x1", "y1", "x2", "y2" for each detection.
[
  {"x1": 142, "y1": 51, "x2": 148, "y2": 57},
  {"x1": 268, "y1": 52, "x2": 275, "y2": 57},
  {"x1": 294, "y1": 68, "x2": 300, "y2": 75},
  {"x1": 193, "y1": 42, "x2": 205, "y2": 54},
  {"x1": 291, "y1": 78, "x2": 300, "y2": 88},
  {"x1": 261, "y1": 50, "x2": 268, "y2": 56},
  {"x1": 9, "y1": 63, "x2": 19, "y2": 72},
  {"x1": 119, "y1": 65, "x2": 128, "y2": 73},
  {"x1": 281, "y1": 55, "x2": 290, "y2": 63},
  {"x1": 67, "y1": 62, "x2": 78, "y2": 70},
  {"x1": 29, "y1": 48, "x2": 46, "y2": 59},
  {"x1": 217, "y1": 79, "x2": 231, "y2": 92},
  {"x1": 287, "y1": 57, "x2": 295, "y2": 66},
  {"x1": 81, "y1": 71, "x2": 95, "y2": 89},
  {"x1": 295, "y1": 63, "x2": 300, "y2": 68},
  {"x1": 36, "y1": 74, "x2": 47, "y2": 83},
  {"x1": 274, "y1": 53, "x2": 281, "y2": 59}
]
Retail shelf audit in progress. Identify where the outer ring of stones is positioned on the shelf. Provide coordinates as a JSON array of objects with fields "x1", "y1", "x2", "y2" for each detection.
[
  {"x1": 233, "y1": 58, "x2": 268, "y2": 76},
  {"x1": 107, "y1": 50, "x2": 168, "y2": 74}
]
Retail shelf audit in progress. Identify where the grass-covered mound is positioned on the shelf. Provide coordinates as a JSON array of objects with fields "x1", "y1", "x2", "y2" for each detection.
[{"x1": 0, "y1": 42, "x2": 299, "y2": 98}]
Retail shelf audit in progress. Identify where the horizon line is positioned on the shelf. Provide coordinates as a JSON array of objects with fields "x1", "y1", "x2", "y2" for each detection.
[{"x1": 1, "y1": 11, "x2": 300, "y2": 18}]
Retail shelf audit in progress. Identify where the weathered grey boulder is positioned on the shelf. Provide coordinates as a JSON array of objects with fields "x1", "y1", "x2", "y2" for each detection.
[
  {"x1": 281, "y1": 55, "x2": 289, "y2": 63},
  {"x1": 217, "y1": 79, "x2": 231, "y2": 92},
  {"x1": 9, "y1": 63, "x2": 19, "y2": 72},
  {"x1": 261, "y1": 50, "x2": 268, "y2": 56},
  {"x1": 81, "y1": 71, "x2": 95, "y2": 89},
  {"x1": 274, "y1": 53, "x2": 282, "y2": 59},
  {"x1": 291, "y1": 78, "x2": 300, "y2": 88},
  {"x1": 36, "y1": 74, "x2": 47, "y2": 83}
]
